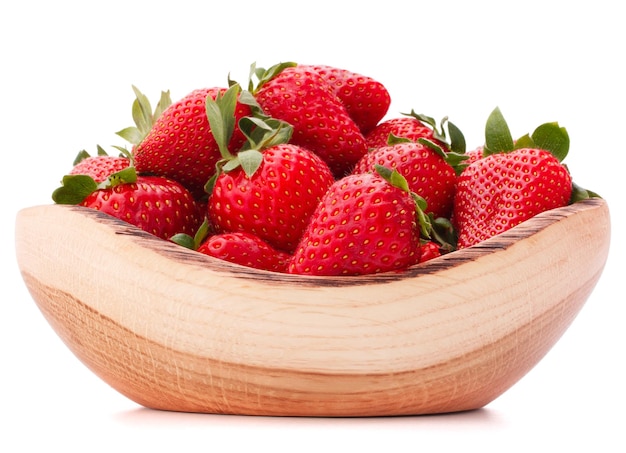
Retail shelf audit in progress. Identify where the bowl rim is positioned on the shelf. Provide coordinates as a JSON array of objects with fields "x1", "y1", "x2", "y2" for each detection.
[{"x1": 34, "y1": 197, "x2": 608, "y2": 287}]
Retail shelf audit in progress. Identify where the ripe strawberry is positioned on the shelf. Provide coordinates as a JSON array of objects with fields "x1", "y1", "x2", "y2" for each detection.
[
  {"x1": 132, "y1": 87, "x2": 252, "y2": 199},
  {"x1": 300, "y1": 64, "x2": 391, "y2": 135},
  {"x1": 54, "y1": 164, "x2": 202, "y2": 240},
  {"x1": 197, "y1": 231, "x2": 291, "y2": 273},
  {"x1": 453, "y1": 108, "x2": 573, "y2": 249},
  {"x1": 352, "y1": 141, "x2": 458, "y2": 219},
  {"x1": 250, "y1": 62, "x2": 368, "y2": 177},
  {"x1": 209, "y1": 143, "x2": 335, "y2": 253},
  {"x1": 288, "y1": 168, "x2": 423, "y2": 276},
  {"x1": 69, "y1": 147, "x2": 131, "y2": 183},
  {"x1": 204, "y1": 84, "x2": 336, "y2": 253},
  {"x1": 80, "y1": 174, "x2": 202, "y2": 240},
  {"x1": 418, "y1": 241, "x2": 441, "y2": 263}
]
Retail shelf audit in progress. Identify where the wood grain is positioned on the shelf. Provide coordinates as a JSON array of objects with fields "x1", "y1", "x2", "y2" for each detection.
[{"x1": 14, "y1": 198, "x2": 610, "y2": 416}]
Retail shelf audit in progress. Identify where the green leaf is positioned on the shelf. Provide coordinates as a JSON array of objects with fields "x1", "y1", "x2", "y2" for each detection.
[
  {"x1": 52, "y1": 174, "x2": 98, "y2": 204},
  {"x1": 514, "y1": 133, "x2": 535, "y2": 149},
  {"x1": 570, "y1": 181, "x2": 602, "y2": 203},
  {"x1": 72, "y1": 149, "x2": 91, "y2": 166},
  {"x1": 111, "y1": 146, "x2": 133, "y2": 160},
  {"x1": 403, "y1": 110, "x2": 438, "y2": 130},
  {"x1": 429, "y1": 216, "x2": 457, "y2": 253},
  {"x1": 116, "y1": 126, "x2": 143, "y2": 146},
  {"x1": 116, "y1": 86, "x2": 171, "y2": 146},
  {"x1": 484, "y1": 107, "x2": 515, "y2": 155},
  {"x1": 171, "y1": 217, "x2": 211, "y2": 250},
  {"x1": 447, "y1": 121, "x2": 466, "y2": 154},
  {"x1": 238, "y1": 89, "x2": 263, "y2": 114},
  {"x1": 531, "y1": 122, "x2": 570, "y2": 162},
  {"x1": 445, "y1": 151, "x2": 470, "y2": 176},
  {"x1": 130, "y1": 85, "x2": 154, "y2": 138},
  {"x1": 387, "y1": 133, "x2": 413, "y2": 145},
  {"x1": 170, "y1": 233, "x2": 197, "y2": 250},
  {"x1": 239, "y1": 116, "x2": 293, "y2": 151},
  {"x1": 222, "y1": 157, "x2": 242, "y2": 173},
  {"x1": 418, "y1": 138, "x2": 447, "y2": 160},
  {"x1": 153, "y1": 89, "x2": 172, "y2": 121},
  {"x1": 250, "y1": 61, "x2": 297, "y2": 93},
  {"x1": 237, "y1": 149, "x2": 264, "y2": 177},
  {"x1": 375, "y1": 164, "x2": 410, "y2": 192},
  {"x1": 98, "y1": 166, "x2": 137, "y2": 190},
  {"x1": 205, "y1": 84, "x2": 241, "y2": 160}
]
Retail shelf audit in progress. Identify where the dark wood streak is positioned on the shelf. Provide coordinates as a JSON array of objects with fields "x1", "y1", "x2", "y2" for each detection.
[{"x1": 69, "y1": 198, "x2": 607, "y2": 288}]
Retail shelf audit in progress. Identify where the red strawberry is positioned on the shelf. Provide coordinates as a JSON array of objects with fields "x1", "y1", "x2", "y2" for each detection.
[
  {"x1": 208, "y1": 143, "x2": 335, "y2": 253},
  {"x1": 54, "y1": 167, "x2": 203, "y2": 240},
  {"x1": 352, "y1": 141, "x2": 458, "y2": 219},
  {"x1": 418, "y1": 241, "x2": 441, "y2": 263},
  {"x1": 453, "y1": 108, "x2": 573, "y2": 249},
  {"x1": 202, "y1": 84, "x2": 336, "y2": 253},
  {"x1": 288, "y1": 168, "x2": 423, "y2": 276},
  {"x1": 197, "y1": 231, "x2": 291, "y2": 273},
  {"x1": 132, "y1": 87, "x2": 252, "y2": 199},
  {"x1": 300, "y1": 64, "x2": 391, "y2": 135},
  {"x1": 69, "y1": 147, "x2": 131, "y2": 183},
  {"x1": 251, "y1": 63, "x2": 368, "y2": 177}
]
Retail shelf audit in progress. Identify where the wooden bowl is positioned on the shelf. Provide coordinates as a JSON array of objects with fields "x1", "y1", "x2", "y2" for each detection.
[{"x1": 14, "y1": 198, "x2": 610, "y2": 416}]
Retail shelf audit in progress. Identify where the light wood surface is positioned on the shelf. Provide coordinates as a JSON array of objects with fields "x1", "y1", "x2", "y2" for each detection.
[{"x1": 14, "y1": 198, "x2": 610, "y2": 416}]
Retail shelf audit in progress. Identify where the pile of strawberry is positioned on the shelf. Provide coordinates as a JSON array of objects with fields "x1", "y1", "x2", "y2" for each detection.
[{"x1": 52, "y1": 62, "x2": 598, "y2": 276}]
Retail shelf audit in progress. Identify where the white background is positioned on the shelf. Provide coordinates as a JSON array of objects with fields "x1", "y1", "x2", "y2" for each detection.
[{"x1": 2, "y1": 1, "x2": 624, "y2": 451}]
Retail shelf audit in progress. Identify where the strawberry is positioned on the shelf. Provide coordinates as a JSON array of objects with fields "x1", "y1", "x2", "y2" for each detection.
[
  {"x1": 300, "y1": 64, "x2": 391, "y2": 135},
  {"x1": 418, "y1": 241, "x2": 441, "y2": 263},
  {"x1": 131, "y1": 87, "x2": 252, "y2": 199},
  {"x1": 69, "y1": 147, "x2": 131, "y2": 183},
  {"x1": 250, "y1": 62, "x2": 368, "y2": 177},
  {"x1": 208, "y1": 143, "x2": 335, "y2": 253},
  {"x1": 453, "y1": 107, "x2": 573, "y2": 249},
  {"x1": 288, "y1": 167, "x2": 424, "y2": 276},
  {"x1": 53, "y1": 167, "x2": 202, "y2": 240},
  {"x1": 197, "y1": 231, "x2": 291, "y2": 273},
  {"x1": 205, "y1": 84, "x2": 335, "y2": 253},
  {"x1": 352, "y1": 140, "x2": 459, "y2": 219}
]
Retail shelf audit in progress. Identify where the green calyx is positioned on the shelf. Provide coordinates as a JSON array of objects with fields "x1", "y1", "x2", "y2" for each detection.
[
  {"x1": 247, "y1": 61, "x2": 297, "y2": 94},
  {"x1": 72, "y1": 145, "x2": 133, "y2": 166},
  {"x1": 483, "y1": 106, "x2": 570, "y2": 162},
  {"x1": 402, "y1": 110, "x2": 467, "y2": 156},
  {"x1": 52, "y1": 166, "x2": 137, "y2": 205},
  {"x1": 171, "y1": 217, "x2": 211, "y2": 250},
  {"x1": 203, "y1": 83, "x2": 294, "y2": 194},
  {"x1": 374, "y1": 165, "x2": 456, "y2": 252},
  {"x1": 397, "y1": 110, "x2": 469, "y2": 176},
  {"x1": 116, "y1": 85, "x2": 172, "y2": 146}
]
